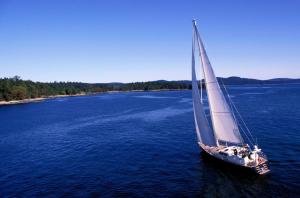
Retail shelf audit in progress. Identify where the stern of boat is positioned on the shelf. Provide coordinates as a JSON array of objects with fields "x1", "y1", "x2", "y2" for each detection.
[
  {"x1": 254, "y1": 154, "x2": 270, "y2": 175},
  {"x1": 250, "y1": 146, "x2": 271, "y2": 175},
  {"x1": 255, "y1": 162, "x2": 270, "y2": 175}
]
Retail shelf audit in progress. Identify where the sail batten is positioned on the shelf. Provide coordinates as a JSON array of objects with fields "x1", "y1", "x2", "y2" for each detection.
[{"x1": 192, "y1": 21, "x2": 243, "y2": 145}]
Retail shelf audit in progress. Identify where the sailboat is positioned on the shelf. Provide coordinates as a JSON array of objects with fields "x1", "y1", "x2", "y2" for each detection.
[{"x1": 191, "y1": 20, "x2": 270, "y2": 175}]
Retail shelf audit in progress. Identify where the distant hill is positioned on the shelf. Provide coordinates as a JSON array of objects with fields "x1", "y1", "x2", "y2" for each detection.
[
  {"x1": 217, "y1": 76, "x2": 261, "y2": 85},
  {"x1": 218, "y1": 76, "x2": 300, "y2": 85},
  {"x1": 160, "y1": 77, "x2": 300, "y2": 86},
  {"x1": 104, "y1": 77, "x2": 300, "y2": 86}
]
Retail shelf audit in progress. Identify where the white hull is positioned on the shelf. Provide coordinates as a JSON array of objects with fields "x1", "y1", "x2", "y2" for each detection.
[{"x1": 199, "y1": 143, "x2": 270, "y2": 175}]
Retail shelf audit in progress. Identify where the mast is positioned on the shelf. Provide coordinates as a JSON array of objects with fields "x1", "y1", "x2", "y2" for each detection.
[{"x1": 193, "y1": 21, "x2": 243, "y2": 145}]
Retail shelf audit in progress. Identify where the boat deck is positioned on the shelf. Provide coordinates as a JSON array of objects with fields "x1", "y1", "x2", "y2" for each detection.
[{"x1": 199, "y1": 143, "x2": 270, "y2": 175}]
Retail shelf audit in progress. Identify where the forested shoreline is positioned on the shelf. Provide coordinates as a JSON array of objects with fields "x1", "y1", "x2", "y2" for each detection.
[{"x1": 0, "y1": 76, "x2": 191, "y2": 102}]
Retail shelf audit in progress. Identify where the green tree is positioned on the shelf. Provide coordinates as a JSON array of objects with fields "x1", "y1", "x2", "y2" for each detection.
[{"x1": 11, "y1": 85, "x2": 27, "y2": 100}]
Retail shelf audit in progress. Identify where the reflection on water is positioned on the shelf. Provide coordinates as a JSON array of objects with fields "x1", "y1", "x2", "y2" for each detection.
[{"x1": 200, "y1": 152, "x2": 273, "y2": 198}]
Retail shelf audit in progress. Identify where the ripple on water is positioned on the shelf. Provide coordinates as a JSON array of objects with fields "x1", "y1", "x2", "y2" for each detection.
[{"x1": 0, "y1": 88, "x2": 299, "y2": 197}]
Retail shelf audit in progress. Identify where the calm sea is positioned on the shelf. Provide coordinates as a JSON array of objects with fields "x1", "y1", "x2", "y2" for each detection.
[{"x1": 0, "y1": 84, "x2": 299, "y2": 197}]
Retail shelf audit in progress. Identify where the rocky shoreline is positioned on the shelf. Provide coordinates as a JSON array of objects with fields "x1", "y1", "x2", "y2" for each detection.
[{"x1": 0, "y1": 89, "x2": 187, "y2": 106}]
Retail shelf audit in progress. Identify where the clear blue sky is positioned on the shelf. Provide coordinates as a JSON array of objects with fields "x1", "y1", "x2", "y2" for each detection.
[{"x1": 0, "y1": 0, "x2": 299, "y2": 83}]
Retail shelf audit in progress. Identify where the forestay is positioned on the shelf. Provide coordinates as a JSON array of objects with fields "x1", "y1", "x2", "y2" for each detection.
[
  {"x1": 193, "y1": 21, "x2": 243, "y2": 145},
  {"x1": 191, "y1": 26, "x2": 216, "y2": 147}
]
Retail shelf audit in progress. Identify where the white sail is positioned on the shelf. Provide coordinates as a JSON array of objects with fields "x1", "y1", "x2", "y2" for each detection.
[
  {"x1": 192, "y1": 28, "x2": 216, "y2": 146},
  {"x1": 193, "y1": 22, "x2": 243, "y2": 145}
]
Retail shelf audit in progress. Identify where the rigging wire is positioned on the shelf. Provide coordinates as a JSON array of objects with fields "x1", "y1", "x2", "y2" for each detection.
[
  {"x1": 220, "y1": 79, "x2": 249, "y2": 146},
  {"x1": 220, "y1": 78, "x2": 257, "y2": 147}
]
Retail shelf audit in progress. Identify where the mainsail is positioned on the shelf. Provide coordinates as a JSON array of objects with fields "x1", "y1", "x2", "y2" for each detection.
[
  {"x1": 192, "y1": 24, "x2": 216, "y2": 146},
  {"x1": 192, "y1": 21, "x2": 243, "y2": 145}
]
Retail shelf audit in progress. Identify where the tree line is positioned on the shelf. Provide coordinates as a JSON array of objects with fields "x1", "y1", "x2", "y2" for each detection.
[
  {"x1": 2, "y1": 76, "x2": 295, "y2": 102},
  {"x1": 0, "y1": 76, "x2": 191, "y2": 101}
]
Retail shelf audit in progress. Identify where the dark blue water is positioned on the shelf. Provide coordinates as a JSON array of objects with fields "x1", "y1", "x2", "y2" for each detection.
[{"x1": 0, "y1": 84, "x2": 299, "y2": 197}]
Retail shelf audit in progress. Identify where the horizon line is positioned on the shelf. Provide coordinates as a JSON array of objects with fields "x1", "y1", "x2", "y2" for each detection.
[{"x1": 1, "y1": 75, "x2": 300, "y2": 84}]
